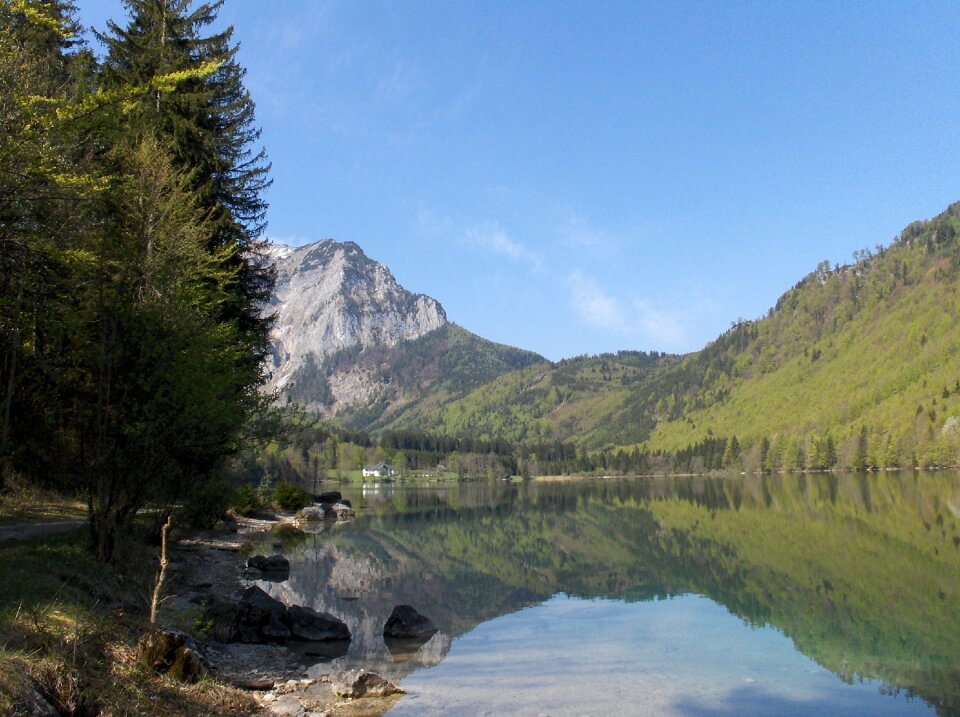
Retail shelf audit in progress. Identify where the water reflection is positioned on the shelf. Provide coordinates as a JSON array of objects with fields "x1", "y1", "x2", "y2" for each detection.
[{"x1": 256, "y1": 472, "x2": 960, "y2": 715}]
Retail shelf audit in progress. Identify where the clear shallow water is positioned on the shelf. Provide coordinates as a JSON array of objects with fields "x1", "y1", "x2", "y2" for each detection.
[
  {"x1": 388, "y1": 595, "x2": 932, "y2": 717},
  {"x1": 254, "y1": 473, "x2": 960, "y2": 716}
]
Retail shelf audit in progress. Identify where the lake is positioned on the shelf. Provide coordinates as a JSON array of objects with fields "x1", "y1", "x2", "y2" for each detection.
[{"x1": 254, "y1": 472, "x2": 960, "y2": 716}]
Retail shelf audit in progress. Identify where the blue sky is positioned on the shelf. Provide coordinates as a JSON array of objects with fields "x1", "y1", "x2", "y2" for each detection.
[{"x1": 79, "y1": 1, "x2": 960, "y2": 361}]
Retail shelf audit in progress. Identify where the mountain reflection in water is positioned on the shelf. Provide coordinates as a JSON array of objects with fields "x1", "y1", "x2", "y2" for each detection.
[{"x1": 254, "y1": 472, "x2": 960, "y2": 716}]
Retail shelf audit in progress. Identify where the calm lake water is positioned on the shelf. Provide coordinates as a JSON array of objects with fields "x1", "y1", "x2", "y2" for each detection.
[{"x1": 255, "y1": 473, "x2": 960, "y2": 716}]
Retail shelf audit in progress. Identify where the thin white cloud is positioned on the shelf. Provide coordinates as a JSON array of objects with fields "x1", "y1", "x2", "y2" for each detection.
[
  {"x1": 567, "y1": 270, "x2": 627, "y2": 331},
  {"x1": 633, "y1": 299, "x2": 686, "y2": 347},
  {"x1": 416, "y1": 207, "x2": 454, "y2": 238},
  {"x1": 567, "y1": 270, "x2": 688, "y2": 349},
  {"x1": 466, "y1": 222, "x2": 544, "y2": 271}
]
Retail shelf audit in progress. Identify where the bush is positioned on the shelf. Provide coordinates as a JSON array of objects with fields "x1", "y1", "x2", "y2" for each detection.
[
  {"x1": 230, "y1": 484, "x2": 260, "y2": 516},
  {"x1": 177, "y1": 476, "x2": 232, "y2": 529},
  {"x1": 271, "y1": 482, "x2": 310, "y2": 512}
]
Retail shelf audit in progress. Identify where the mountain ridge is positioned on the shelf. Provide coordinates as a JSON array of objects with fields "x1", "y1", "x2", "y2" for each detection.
[
  {"x1": 371, "y1": 201, "x2": 960, "y2": 469},
  {"x1": 264, "y1": 238, "x2": 543, "y2": 420}
]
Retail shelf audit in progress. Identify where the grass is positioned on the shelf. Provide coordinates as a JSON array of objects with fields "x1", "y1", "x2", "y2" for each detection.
[
  {"x1": 0, "y1": 527, "x2": 259, "y2": 715},
  {"x1": 0, "y1": 475, "x2": 86, "y2": 525}
]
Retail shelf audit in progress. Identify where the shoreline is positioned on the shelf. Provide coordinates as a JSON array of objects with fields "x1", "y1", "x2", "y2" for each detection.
[{"x1": 165, "y1": 512, "x2": 402, "y2": 717}]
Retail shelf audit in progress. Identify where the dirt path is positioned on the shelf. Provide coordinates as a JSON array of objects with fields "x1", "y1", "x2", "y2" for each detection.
[{"x1": 0, "y1": 519, "x2": 85, "y2": 542}]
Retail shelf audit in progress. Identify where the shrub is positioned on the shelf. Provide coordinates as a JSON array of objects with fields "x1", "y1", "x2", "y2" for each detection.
[
  {"x1": 177, "y1": 476, "x2": 233, "y2": 529},
  {"x1": 271, "y1": 482, "x2": 310, "y2": 512},
  {"x1": 230, "y1": 484, "x2": 260, "y2": 516}
]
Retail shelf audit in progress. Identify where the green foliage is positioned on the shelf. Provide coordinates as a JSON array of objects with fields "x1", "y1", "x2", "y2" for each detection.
[
  {"x1": 271, "y1": 482, "x2": 309, "y2": 512},
  {"x1": 0, "y1": 0, "x2": 275, "y2": 559},
  {"x1": 229, "y1": 484, "x2": 259, "y2": 516},
  {"x1": 176, "y1": 474, "x2": 232, "y2": 529}
]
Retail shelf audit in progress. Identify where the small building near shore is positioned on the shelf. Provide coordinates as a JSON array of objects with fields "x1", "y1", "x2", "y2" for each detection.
[{"x1": 362, "y1": 462, "x2": 395, "y2": 478}]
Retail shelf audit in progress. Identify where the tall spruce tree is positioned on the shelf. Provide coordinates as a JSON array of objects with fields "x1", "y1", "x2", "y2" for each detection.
[{"x1": 97, "y1": 0, "x2": 273, "y2": 363}]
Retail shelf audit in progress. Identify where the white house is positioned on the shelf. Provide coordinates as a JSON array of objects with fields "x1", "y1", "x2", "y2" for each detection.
[{"x1": 362, "y1": 462, "x2": 395, "y2": 478}]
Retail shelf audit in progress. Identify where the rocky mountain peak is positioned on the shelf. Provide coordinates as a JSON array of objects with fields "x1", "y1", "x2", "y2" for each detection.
[{"x1": 264, "y1": 239, "x2": 447, "y2": 399}]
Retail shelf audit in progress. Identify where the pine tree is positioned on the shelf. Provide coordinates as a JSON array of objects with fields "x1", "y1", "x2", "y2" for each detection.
[{"x1": 97, "y1": 0, "x2": 273, "y2": 360}]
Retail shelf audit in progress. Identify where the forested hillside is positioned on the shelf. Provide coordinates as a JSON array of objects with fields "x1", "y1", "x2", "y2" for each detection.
[
  {"x1": 384, "y1": 202, "x2": 960, "y2": 471},
  {"x1": 375, "y1": 349, "x2": 676, "y2": 446},
  {"x1": 325, "y1": 323, "x2": 545, "y2": 430}
]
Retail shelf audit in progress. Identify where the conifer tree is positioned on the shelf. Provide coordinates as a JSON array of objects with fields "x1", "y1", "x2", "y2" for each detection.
[{"x1": 97, "y1": 0, "x2": 273, "y2": 361}]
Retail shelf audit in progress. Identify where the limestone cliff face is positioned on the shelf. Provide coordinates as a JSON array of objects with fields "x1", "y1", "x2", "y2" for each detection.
[{"x1": 264, "y1": 240, "x2": 447, "y2": 411}]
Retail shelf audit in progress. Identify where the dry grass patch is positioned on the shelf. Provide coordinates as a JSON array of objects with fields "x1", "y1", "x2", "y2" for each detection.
[
  {"x1": 0, "y1": 474, "x2": 86, "y2": 525},
  {"x1": 0, "y1": 530, "x2": 259, "y2": 715}
]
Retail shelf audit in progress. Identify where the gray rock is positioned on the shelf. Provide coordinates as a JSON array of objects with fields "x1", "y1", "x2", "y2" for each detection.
[
  {"x1": 297, "y1": 505, "x2": 327, "y2": 521},
  {"x1": 264, "y1": 240, "x2": 447, "y2": 415},
  {"x1": 383, "y1": 604, "x2": 437, "y2": 639},
  {"x1": 330, "y1": 502, "x2": 355, "y2": 520},
  {"x1": 286, "y1": 605, "x2": 351, "y2": 642},
  {"x1": 16, "y1": 670, "x2": 58, "y2": 717},
  {"x1": 236, "y1": 586, "x2": 291, "y2": 643},
  {"x1": 246, "y1": 554, "x2": 290, "y2": 582},
  {"x1": 329, "y1": 669, "x2": 405, "y2": 698},
  {"x1": 247, "y1": 554, "x2": 291, "y2": 572}
]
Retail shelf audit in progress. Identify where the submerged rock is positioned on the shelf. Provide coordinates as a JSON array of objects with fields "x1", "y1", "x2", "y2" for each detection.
[
  {"x1": 228, "y1": 586, "x2": 353, "y2": 645},
  {"x1": 297, "y1": 500, "x2": 354, "y2": 522},
  {"x1": 297, "y1": 505, "x2": 327, "y2": 521},
  {"x1": 383, "y1": 604, "x2": 437, "y2": 639},
  {"x1": 330, "y1": 502, "x2": 355, "y2": 520}
]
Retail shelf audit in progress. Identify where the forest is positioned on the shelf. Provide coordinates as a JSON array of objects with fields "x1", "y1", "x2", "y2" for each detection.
[{"x1": 0, "y1": 0, "x2": 274, "y2": 560}]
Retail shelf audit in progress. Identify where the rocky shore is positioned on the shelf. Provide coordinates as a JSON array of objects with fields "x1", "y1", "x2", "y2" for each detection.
[{"x1": 159, "y1": 505, "x2": 406, "y2": 717}]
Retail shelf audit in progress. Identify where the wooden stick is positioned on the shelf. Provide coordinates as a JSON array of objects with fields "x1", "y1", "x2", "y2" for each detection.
[{"x1": 149, "y1": 515, "x2": 172, "y2": 624}]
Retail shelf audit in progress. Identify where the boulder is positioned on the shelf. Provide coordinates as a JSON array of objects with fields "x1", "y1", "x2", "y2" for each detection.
[
  {"x1": 235, "y1": 586, "x2": 291, "y2": 643},
  {"x1": 329, "y1": 670, "x2": 405, "y2": 698},
  {"x1": 318, "y1": 490, "x2": 342, "y2": 504},
  {"x1": 137, "y1": 630, "x2": 208, "y2": 682},
  {"x1": 330, "y1": 502, "x2": 355, "y2": 520},
  {"x1": 383, "y1": 604, "x2": 437, "y2": 639},
  {"x1": 247, "y1": 554, "x2": 290, "y2": 572},
  {"x1": 286, "y1": 605, "x2": 351, "y2": 642},
  {"x1": 297, "y1": 505, "x2": 327, "y2": 521}
]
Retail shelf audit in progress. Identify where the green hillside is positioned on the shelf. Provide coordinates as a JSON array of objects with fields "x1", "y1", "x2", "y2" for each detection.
[
  {"x1": 311, "y1": 324, "x2": 545, "y2": 430},
  {"x1": 378, "y1": 350, "x2": 676, "y2": 446},
  {"x1": 382, "y1": 201, "x2": 960, "y2": 469}
]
